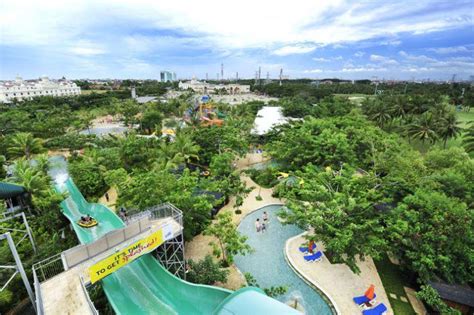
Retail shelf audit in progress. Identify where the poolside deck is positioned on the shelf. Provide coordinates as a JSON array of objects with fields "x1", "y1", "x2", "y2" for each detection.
[{"x1": 286, "y1": 234, "x2": 393, "y2": 315}]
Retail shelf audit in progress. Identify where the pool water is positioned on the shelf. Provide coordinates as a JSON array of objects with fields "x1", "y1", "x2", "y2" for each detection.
[{"x1": 234, "y1": 205, "x2": 333, "y2": 315}]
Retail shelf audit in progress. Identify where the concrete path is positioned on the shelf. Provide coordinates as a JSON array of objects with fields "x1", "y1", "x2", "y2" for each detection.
[{"x1": 286, "y1": 234, "x2": 393, "y2": 315}]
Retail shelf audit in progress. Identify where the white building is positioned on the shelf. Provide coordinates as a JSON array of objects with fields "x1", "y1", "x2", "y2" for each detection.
[
  {"x1": 160, "y1": 71, "x2": 177, "y2": 82},
  {"x1": 178, "y1": 79, "x2": 250, "y2": 94},
  {"x1": 0, "y1": 76, "x2": 81, "y2": 103}
]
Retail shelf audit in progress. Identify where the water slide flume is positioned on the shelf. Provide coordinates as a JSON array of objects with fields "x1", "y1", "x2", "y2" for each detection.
[{"x1": 56, "y1": 176, "x2": 300, "y2": 314}]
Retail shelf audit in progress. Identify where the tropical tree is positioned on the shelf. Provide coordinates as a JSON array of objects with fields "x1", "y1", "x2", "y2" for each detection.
[
  {"x1": 463, "y1": 121, "x2": 474, "y2": 153},
  {"x1": 173, "y1": 132, "x2": 200, "y2": 164},
  {"x1": 367, "y1": 101, "x2": 392, "y2": 128},
  {"x1": 276, "y1": 165, "x2": 388, "y2": 273},
  {"x1": 0, "y1": 155, "x2": 6, "y2": 178},
  {"x1": 386, "y1": 189, "x2": 473, "y2": 283},
  {"x1": 204, "y1": 212, "x2": 252, "y2": 266},
  {"x1": 7, "y1": 132, "x2": 44, "y2": 159},
  {"x1": 186, "y1": 255, "x2": 229, "y2": 285},
  {"x1": 436, "y1": 112, "x2": 461, "y2": 148},
  {"x1": 406, "y1": 113, "x2": 438, "y2": 145}
]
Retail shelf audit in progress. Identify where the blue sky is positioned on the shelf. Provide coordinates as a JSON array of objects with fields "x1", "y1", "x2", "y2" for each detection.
[{"x1": 0, "y1": 0, "x2": 473, "y2": 80}]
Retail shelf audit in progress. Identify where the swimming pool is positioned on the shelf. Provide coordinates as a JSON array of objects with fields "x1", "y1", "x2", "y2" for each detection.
[{"x1": 234, "y1": 204, "x2": 334, "y2": 315}]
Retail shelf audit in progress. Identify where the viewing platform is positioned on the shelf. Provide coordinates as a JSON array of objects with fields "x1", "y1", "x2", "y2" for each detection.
[{"x1": 34, "y1": 205, "x2": 184, "y2": 315}]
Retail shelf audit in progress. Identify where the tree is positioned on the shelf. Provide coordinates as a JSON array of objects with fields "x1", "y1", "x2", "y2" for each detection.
[
  {"x1": 462, "y1": 121, "x2": 474, "y2": 153},
  {"x1": 7, "y1": 132, "x2": 44, "y2": 159},
  {"x1": 204, "y1": 212, "x2": 252, "y2": 266},
  {"x1": 416, "y1": 285, "x2": 461, "y2": 315},
  {"x1": 436, "y1": 112, "x2": 461, "y2": 148},
  {"x1": 406, "y1": 113, "x2": 438, "y2": 145},
  {"x1": 173, "y1": 132, "x2": 200, "y2": 164},
  {"x1": 0, "y1": 155, "x2": 6, "y2": 179},
  {"x1": 117, "y1": 99, "x2": 140, "y2": 126},
  {"x1": 243, "y1": 273, "x2": 288, "y2": 298},
  {"x1": 386, "y1": 190, "x2": 473, "y2": 283},
  {"x1": 68, "y1": 156, "x2": 108, "y2": 199},
  {"x1": 276, "y1": 165, "x2": 388, "y2": 273},
  {"x1": 186, "y1": 255, "x2": 229, "y2": 285}
]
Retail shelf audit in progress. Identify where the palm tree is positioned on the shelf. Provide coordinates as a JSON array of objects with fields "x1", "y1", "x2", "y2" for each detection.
[
  {"x1": 406, "y1": 113, "x2": 438, "y2": 145},
  {"x1": 7, "y1": 132, "x2": 44, "y2": 159},
  {"x1": 437, "y1": 113, "x2": 461, "y2": 148},
  {"x1": 9, "y1": 159, "x2": 48, "y2": 194},
  {"x1": 390, "y1": 96, "x2": 408, "y2": 124},
  {"x1": 173, "y1": 133, "x2": 200, "y2": 164},
  {"x1": 368, "y1": 102, "x2": 392, "y2": 129},
  {"x1": 463, "y1": 121, "x2": 474, "y2": 153}
]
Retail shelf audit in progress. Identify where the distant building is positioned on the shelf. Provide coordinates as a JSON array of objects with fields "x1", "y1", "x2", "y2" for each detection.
[
  {"x1": 178, "y1": 79, "x2": 250, "y2": 94},
  {"x1": 0, "y1": 76, "x2": 81, "y2": 103},
  {"x1": 160, "y1": 71, "x2": 177, "y2": 82}
]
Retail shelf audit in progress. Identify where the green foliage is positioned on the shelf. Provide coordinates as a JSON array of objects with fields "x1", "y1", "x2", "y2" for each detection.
[
  {"x1": 116, "y1": 169, "x2": 214, "y2": 240},
  {"x1": 463, "y1": 121, "x2": 474, "y2": 153},
  {"x1": 276, "y1": 165, "x2": 388, "y2": 273},
  {"x1": 69, "y1": 156, "x2": 108, "y2": 199},
  {"x1": 186, "y1": 255, "x2": 229, "y2": 285},
  {"x1": 386, "y1": 189, "x2": 473, "y2": 283},
  {"x1": 204, "y1": 212, "x2": 252, "y2": 265},
  {"x1": 45, "y1": 133, "x2": 96, "y2": 150},
  {"x1": 243, "y1": 272, "x2": 288, "y2": 298},
  {"x1": 416, "y1": 285, "x2": 461, "y2": 315},
  {"x1": 6, "y1": 132, "x2": 44, "y2": 159}
]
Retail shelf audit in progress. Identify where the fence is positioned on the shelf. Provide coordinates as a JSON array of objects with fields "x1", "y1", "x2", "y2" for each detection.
[
  {"x1": 80, "y1": 275, "x2": 99, "y2": 315},
  {"x1": 32, "y1": 254, "x2": 64, "y2": 283},
  {"x1": 126, "y1": 203, "x2": 183, "y2": 227}
]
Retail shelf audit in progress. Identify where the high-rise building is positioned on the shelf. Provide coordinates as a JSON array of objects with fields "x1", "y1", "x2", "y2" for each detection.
[{"x1": 160, "y1": 71, "x2": 176, "y2": 82}]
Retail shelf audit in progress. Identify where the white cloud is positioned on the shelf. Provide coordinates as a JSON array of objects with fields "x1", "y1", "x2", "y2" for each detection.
[
  {"x1": 370, "y1": 54, "x2": 398, "y2": 65},
  {"x1": 354, "y1": 51, "x2": 365, "y2": 57},
  {"x1": 428, "y1": 45, "x2": 470, "y2": 54},
  {"x1": 399, "y1": 51, "x2": 437, "y2": 62},
  {"x1": 312, "y1": 56, "x2": 343, "y2": 62},
  {"x1": 273, "y1": 45, "x2": 317, "y2": 56},
  {"x1": 313, "y1": 57, "x2": 331, "y2": 62},
  {"x1": 342, "y1": 67, "x2": 387, "y2": 72},
  {"x1": 69, "y1": 41, "x2": 106, "y2": 56},
  {"x1": 1, "y1": 0, "x2": 471, "y2": 50},
  {"x1": 303, "y1": 69, "x2": 323, "y2": 73}
]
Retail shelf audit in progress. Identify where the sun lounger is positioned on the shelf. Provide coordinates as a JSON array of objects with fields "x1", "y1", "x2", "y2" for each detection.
[
  {"x1": 303, "y1": 251, "x2": 322, "y2": 262},
  {"x1": 362, "y1": 303, "x2": 387, "y2": 315},
  {"x1": 299, "y1": 243, "x2": 316, "y2": 253},
  {"x1": 353, "y1": 293, "x2": 377, "y2": 305}
]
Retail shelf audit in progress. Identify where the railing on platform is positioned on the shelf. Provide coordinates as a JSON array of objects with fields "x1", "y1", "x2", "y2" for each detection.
[
  {"x1": 33, "y1": 254, "x2": 64, "y2": 282},
  {"x1": 126, "y1": 203, "x2": 183, "y2": 227},
  {"x1": 33, "y1": 268, "x2": 44, "y2": 315},
  {"x1": 80, "y1": 275, "x2": 99, "y2": 315}
]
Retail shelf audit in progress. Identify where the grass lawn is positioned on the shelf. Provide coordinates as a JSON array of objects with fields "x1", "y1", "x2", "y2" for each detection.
[
  {"x1": 374, "y1": 254, "x2": 417, "y2": 315},
  {"x1": 456, "y1": 109, "x2": 474, "y2": 129},
  {"x1": 80, "y1": 89, "x2": 111, "y2": 95}
]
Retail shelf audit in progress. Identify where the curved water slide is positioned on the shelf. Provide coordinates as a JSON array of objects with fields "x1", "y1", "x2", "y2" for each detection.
[{"x1": 55, "y1": 175, "x2": 300, "y2": 314}]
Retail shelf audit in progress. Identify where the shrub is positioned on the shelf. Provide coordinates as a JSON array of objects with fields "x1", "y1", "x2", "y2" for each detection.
[
  {"x1": 186, "y1": 255, "x2": 229, "y2": 285},
  {"x1": 235, "y1": 209, "x2": 242, "y2": 214}
]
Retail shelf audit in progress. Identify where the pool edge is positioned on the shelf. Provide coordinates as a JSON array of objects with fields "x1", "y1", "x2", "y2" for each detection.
[
  {"x1": 284, "y1": 233, "x2": 341, "y2": 315},
  {"x1": 234, "y1": 203, "x2": 339, "y2": 315}
]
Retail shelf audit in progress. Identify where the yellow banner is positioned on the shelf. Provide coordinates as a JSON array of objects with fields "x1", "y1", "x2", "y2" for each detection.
[{"x1": 89, "y1": 228, "x2": 165, "y2": 284}]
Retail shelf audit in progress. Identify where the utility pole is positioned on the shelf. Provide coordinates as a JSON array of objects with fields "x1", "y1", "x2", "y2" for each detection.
[
  {"x1": 279, "y1": 68, "x2": 283, "y2": 86},
  {"x1": 236, "y1": 72, "x2": 238, "y2": 81},
  {"x1": 258, "y1": 66, "x2": 261, "y2": 85}
]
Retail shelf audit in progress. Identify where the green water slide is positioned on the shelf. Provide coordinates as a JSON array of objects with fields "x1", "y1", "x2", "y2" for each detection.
[{"x1": 57, "y1": 177, "x2": 300, "y2": 314}]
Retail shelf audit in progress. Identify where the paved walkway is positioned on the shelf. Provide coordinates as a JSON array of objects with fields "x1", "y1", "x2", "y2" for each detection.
[{"x1": 286, "y1": 234, "x2": 393, "y2": 315}]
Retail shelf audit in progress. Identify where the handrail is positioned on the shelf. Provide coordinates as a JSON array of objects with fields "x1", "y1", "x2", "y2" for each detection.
[
  {"x1": 80, "y1": 275, "x2": 99, "y2": 315},
  {"x1": 33, "y1": 268, "x2": 44, "y2": 315},
  {"x1": 33, "y1": 253, "x2": 64, "y2": 282}
]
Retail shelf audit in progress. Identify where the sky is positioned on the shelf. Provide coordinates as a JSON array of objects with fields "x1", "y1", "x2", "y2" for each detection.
[{"x1": 0, "y1": 0, "x2": 473, "y2": 80}]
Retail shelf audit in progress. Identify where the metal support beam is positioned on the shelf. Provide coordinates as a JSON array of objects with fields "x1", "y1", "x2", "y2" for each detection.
[{"x1": 1, "y1": 232, "x2": 36, "y2": 312}]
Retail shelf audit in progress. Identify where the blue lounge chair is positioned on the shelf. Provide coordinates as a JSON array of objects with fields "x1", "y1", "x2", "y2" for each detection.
[
  {"x1": 353, "y1": 293, "x2": 377, "y2": 305},
  {"x1": 303, "y1": 251, "x2": 322, "y2": 262},
  {"x1": 299, "y1": 243, "x2": 316, "y2": 253},
  {"x1": 362, "y1": 303, "x2": 387, "y2": 315}
]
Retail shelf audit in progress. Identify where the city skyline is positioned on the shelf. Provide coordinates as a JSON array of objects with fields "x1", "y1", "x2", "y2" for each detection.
[{"x1": 1, "y1": 0, "x2": 473, "y2": 80}]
